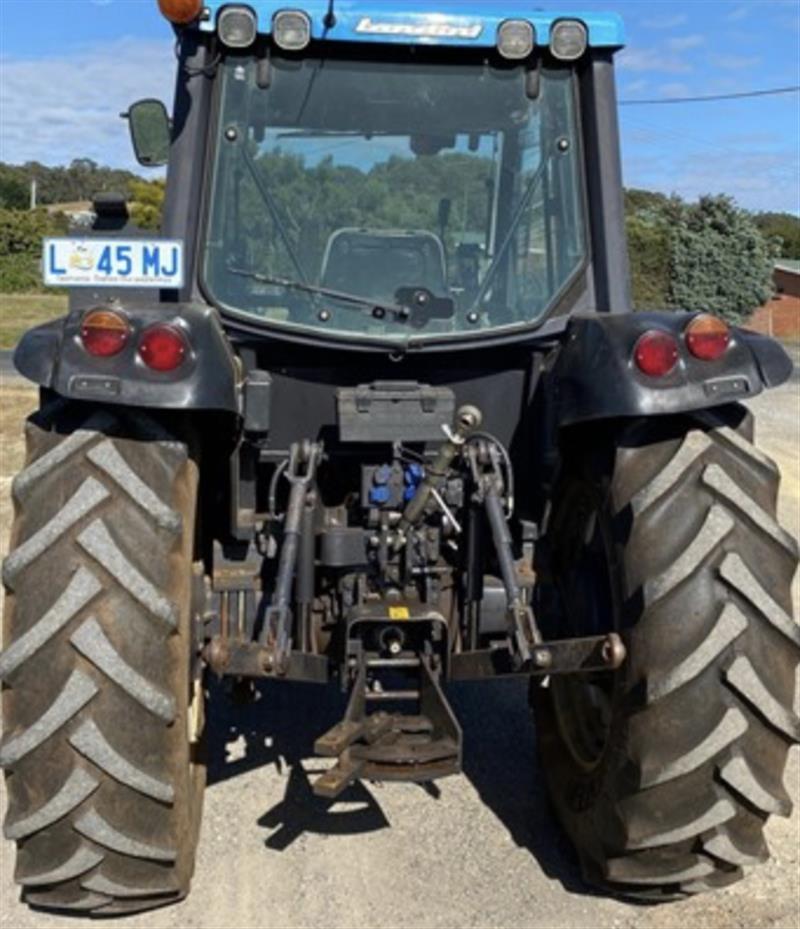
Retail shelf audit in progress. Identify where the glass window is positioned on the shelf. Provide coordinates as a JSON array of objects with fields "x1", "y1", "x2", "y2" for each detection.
[{"x1": 203, "y1": 51, "x2": 586, "y2": 342}]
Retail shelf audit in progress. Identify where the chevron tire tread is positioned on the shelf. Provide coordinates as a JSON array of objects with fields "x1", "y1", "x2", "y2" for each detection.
[
  {"x1": 533, "y1": 404, "x2": 799, "y2": 901},
  {"x1": 1, "y1": 402, "x2": 204, "y2": 915}
]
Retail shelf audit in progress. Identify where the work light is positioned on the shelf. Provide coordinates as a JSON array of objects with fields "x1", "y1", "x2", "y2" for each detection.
[
  {"x1": 497, "y1": 20, "x2": 535, "y2": 60},
  {"x1": 550, "y1": 19, "x2": 588, "y2": 60},
  {"x1": 218, "y1": 6, "x2": 258, "y2": 48},
  {"x1": 273, "y1": 10, "x2": 312, "y2": 51}
]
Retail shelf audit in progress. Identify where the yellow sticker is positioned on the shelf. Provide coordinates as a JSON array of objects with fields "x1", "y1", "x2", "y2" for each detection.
[{"x1": 388, "y1": 606, "x2": 411, "y2": 620}]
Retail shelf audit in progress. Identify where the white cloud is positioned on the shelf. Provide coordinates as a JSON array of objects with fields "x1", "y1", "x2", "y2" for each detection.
[
  {"x1": 726, "y1": 5, "x2": 750, "y2": 22},
  {"x1": 710, "y1": 54, "x2": 763, "y2": 70},
  {"x1": 0, "y1": 37, "x2": 175, "y2": 171},
  {"x1": 658, "y1": 82, "x2": 691, "y2": 98},
  {"x1": 640, "y1": 14, "x2": 689, "y2": 30},
  {"x1": 620, "y1": 142, "x2": 800, "y2": 213},
  {"x1": 617, "y1": 47, "x2": 693, "y2": 74},
  {"x1": 667, "y1": 34, "x2": 705, "y2": 51},
  {"x1": 621, "y1": 78, "x2": 649, "y2": 96}
]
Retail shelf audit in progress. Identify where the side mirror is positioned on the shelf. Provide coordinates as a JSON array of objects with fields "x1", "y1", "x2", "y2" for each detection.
[{"x1": 125, "y1": 99, "x2": 171, "y2": 167}]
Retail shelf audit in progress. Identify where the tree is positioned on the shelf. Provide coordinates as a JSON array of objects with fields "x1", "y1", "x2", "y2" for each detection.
[
  {"x1": 670, "y1": 195, "x2": 778, "y2": 324},
  {"x1": 626, "y1": 214, "x2": 672, "y2": 309},
  {"x1": 752, "y1": 212, "x2": 800, "y2": 259},
  {"x1": 0, "y1": 207, "x2": 69, "y2": 292},
  {"x1": 0, "y1": 166, "x2": 29, "y2": 209},
  {"x1": 129, "y1": 178, "x2": 165, "y2": 231}
]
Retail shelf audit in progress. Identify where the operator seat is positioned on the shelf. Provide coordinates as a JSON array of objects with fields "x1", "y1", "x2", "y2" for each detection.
[{"x1": 320, "y1": 228, "x2": 448, "y2": 305}]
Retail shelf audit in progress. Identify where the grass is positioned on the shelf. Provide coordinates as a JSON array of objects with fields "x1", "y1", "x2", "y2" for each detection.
[{"x1": 0, "y1": 293, "x2": 68, "y2": 349}]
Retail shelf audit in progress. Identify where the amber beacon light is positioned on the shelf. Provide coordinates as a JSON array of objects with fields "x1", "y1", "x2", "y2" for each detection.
[{"x1": 158, "y1": 0, "x2": 203, "y2": 25}]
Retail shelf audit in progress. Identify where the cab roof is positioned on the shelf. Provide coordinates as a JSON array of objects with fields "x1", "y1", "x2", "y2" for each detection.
[{"x1": 196, "y1": 2, "x2": 626, "y2": 49}]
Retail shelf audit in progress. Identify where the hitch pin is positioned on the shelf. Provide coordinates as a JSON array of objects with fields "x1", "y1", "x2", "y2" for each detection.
[{"x1": 430, "y1": 486, "x2": 462, "y2": 534}]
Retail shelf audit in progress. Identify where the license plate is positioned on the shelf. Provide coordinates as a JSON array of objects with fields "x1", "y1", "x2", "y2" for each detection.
[{"x1": 43, "y1": 238, "x2": 184, "y2": 288}]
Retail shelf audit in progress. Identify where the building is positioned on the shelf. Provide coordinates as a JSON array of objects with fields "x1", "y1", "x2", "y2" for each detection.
[{"x1": 747, "y1": 260, "x2": 800, "y2": 341}]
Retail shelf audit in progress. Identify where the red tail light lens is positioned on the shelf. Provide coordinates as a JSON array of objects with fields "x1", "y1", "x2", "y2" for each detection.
[
  {"x1": 685, "y1": 314, "x2": 730, "y2": 361},
  {"x1": 634, "y1": 330, "x2": 679, "y2": 378},
  {"x1": 138, "y1": 324, "x2": 189, "y2": 372},
  {"x1": 80, "y1": 309, "x2": 131, "y2": 357}
]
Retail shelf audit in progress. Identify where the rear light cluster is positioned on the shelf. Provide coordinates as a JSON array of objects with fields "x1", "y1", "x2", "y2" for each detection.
[
  {"x1": 79, "y1": 309, "x2": 189, "y2": 373},
  {"x1": 633, "y1": 314, "x2": 731, "y2": 378}
]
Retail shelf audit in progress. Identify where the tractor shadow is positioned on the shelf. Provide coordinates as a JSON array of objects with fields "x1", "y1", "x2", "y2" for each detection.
[{"x1": 204, "y1": 674, "x2": 589, "y2": 895}]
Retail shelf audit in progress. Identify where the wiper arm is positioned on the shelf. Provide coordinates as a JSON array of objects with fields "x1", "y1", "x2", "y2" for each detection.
[
  {"x1": 471, "y1": 157, "x2": 549, "y2": 311},
  {"x1": 241, "y1": 146, "x2": 310, "y2": 284},
  {"x1": 227, "y1": 266, "x2": 411, "y2": 321}
]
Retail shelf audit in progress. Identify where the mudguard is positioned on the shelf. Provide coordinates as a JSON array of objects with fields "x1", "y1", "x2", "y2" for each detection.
[
  {"x1": 13, "y1": 302, "x2": 240, "y2": 414},
  {"x1": 551, "y1": 311, "x2": 794, "y2": 426}
]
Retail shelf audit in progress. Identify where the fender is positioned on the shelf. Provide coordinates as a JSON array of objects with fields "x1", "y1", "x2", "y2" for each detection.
[
  {"x1": 13, "y1": 302, "x2": 240, "y2": 414},
  {"x1": 550, "y1": 311, "x2": 794, "y2": 426}
]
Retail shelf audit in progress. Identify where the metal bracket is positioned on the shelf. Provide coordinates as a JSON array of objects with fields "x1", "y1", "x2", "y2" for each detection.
[
  {"x1": 260, "y1": 441, "x2": 322, "y2": 673},
  {"x1": 449, "y1": 632, "x2": 627, "y2": 681},
  {"x1": 312, "y1": 652, "x2": 462, "y2": 799}
]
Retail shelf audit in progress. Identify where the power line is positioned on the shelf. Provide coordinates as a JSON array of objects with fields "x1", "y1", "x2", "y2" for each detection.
[{"x1": 619, "y1": 85, "x2": 800, "y2": 105}]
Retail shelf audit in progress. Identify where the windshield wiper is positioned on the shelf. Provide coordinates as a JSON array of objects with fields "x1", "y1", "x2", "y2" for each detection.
[
  {"x1": 471, "y1": 157, "x2": 549, "y2": 311},
  {"x1": 227, "y1": 266, "x2": 412, "y2": 321},
  {"x1": 241, "y1": 147, "x2": 310, "y2": 284}
]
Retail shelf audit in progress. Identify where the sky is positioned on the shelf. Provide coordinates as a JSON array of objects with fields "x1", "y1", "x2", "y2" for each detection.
[{"x1": 0, "y1": 0, "x2": 798, "y2": 213}]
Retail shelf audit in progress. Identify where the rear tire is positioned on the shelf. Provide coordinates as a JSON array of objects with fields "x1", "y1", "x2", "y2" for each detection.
[
  {"x1": 533, "y1": 405, "x2": 799, "y2": 899},
  {"x1": 1, "y1": 402, "x2": 205, "y2": 915}
]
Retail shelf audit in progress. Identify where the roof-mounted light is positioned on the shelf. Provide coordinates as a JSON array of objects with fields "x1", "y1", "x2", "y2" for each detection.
[
  {"x1": 219, "y1": 5, "x2": 258, "y2": 48},
  {"x1": 157, "y1": 0, "x2": 202, "y2": 26},
  {"x1": 497, "y1": 20, "x2": 535, "y2": 60},
  {"x1": 273, "y1": 10, "x2": 312, "y2": 51},
  {"x1": 550, "y1": 19, "x2": 588, "y2": 61}
]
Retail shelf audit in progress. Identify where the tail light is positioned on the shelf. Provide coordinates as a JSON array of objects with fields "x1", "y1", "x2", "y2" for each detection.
[
  {"x1": 634, "y1": 330, "x2": 679, "y2": 378},
  {"x1": 685, "y1": 314, "x2": 730, "y2": 361},
  {"x1": 157, "y1": 0, "x2": 202, "y2": 25},
  {"x1": 138, "y1": 324, "x2": 189, "y2": 372},
  {"x1": 80, "y1": 309, "x2": 131, "y2": 358}
]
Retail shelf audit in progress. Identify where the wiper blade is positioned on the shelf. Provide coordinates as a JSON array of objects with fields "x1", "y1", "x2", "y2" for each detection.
[
  {"x1": 227, "y1": 266, "x2": 411, "y2": 321},
  {"x1": 471, "y1": 157, "x2": 548, "y2": 311}
]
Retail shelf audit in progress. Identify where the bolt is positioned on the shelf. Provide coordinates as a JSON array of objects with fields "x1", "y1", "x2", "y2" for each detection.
[
  {"x1": 467, "y1": 311, "x2": 479, "y2": 324},
  {"x1": 318, "y1": 309, "x2": 331, "y2": 322},
  {"x1": 601, "y1": 634, "x2": 626, "y2": 668},
  {"x1": 533, "y1": 648, "x2": 552, "y2": 668},
  {"x1": 224, "y1": 126, "x2": 238, "y2": 142}
]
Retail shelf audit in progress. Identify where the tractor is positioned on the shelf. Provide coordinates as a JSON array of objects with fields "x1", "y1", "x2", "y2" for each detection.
[{"x1": 2, "y1": 0, "x2": 797, "y2": 915}]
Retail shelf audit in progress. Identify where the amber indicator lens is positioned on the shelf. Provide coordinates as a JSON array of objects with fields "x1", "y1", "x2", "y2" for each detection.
[
  {"x1": 634, "y1": 330, "x2": 680, "y2": 377},
  {"x1": 685, "y1": 314, "x2": 731, "y2": 361},
  {"x1": 139, "y1": 324, "x2": 189, "y2": 372},
  {"x1": 157, "y1": 0, "x2": 202, "y2": 25},
  {"x1": 80, "y1": 309, "x2": 131, "y2": 357}
]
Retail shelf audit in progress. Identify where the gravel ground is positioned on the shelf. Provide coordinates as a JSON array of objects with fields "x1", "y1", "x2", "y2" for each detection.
[{"x1": 0, "y1": 374, "x2": 798, "y2": 929}]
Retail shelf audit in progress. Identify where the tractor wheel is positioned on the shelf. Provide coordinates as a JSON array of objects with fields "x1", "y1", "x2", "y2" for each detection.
[
  {"x1": 1, "y1": 401, "x2": 205, "y2": 915},
  {"x1": 532, "y1": 404, "x2": 799, "y2": 900}
]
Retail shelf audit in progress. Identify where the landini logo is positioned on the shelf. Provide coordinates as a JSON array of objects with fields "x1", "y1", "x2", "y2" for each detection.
[{"x1": 355, "y1": 16, "x2": 484, "y2": 39}]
